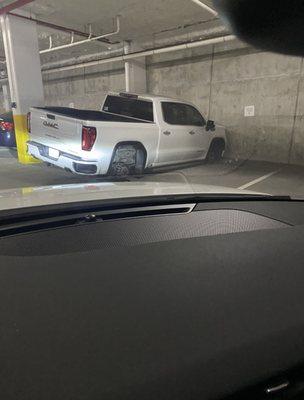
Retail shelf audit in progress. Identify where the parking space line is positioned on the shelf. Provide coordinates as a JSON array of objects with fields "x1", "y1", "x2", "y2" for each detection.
[{"x1": 238, "y1": 169, "x2": 281, "y2": 190}]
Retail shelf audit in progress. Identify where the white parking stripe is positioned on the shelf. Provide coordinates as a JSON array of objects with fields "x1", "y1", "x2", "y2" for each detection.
[{"x1": 238, "y1": 169, "x2": 281, "y2": 190}]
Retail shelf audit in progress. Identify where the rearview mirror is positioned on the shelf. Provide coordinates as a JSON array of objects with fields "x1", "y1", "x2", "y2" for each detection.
[{"x1": 206, "y1": 120, "x2": 216, "y2": 132}]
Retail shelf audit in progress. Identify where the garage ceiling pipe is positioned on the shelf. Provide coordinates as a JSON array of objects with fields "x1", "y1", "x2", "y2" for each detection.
[
  {"x1": 9, "y1": 12, "x2": 119, "y2": 45},
  {"x1": 190, "y1": 0, "x2": 218, "y2": 17},
  {"x1": 40, "y1": 16, "x2": 121, "y2": 54},
  {"x1": 43, "y1": 34, "x2": 236, "y2": 75},
  {"x1": 41, "y1": 48, "x2": 124, "y2": 70},
  {"x1": 0, "y1": 32, "x2": 235, "y2": 84},
  {"x1": 41, "y1": 25, "x2": 228, "y2": 71},
  {"x1": 0, "y1": 0, "x2": 34, "y2": 15}
]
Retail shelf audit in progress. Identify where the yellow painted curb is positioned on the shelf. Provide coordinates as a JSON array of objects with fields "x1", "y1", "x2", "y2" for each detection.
[
  {"x1": 22, "y1": 187, "x2": 34, "y2": 195},
  {"x1": 13, "y1": 114, "x2": 41, "y2": 164}
]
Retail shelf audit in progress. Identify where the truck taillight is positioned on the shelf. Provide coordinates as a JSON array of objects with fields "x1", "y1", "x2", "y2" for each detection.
[
  {"x1": 27, "y1": 112, "x2": 31, "y2": 133},
  {"x1": 82, "y1": 126, "x2": 97, "y2": 151}
]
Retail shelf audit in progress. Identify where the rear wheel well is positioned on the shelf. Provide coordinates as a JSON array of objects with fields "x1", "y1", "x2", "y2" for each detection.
[{"x1": 108, "y1": 142, "x2": 147, "y2": 176}]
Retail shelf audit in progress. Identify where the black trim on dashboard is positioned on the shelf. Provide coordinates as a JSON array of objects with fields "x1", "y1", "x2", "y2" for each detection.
[
  {"x1": 0, "y1": 194, "x2": 294, "y2": 231},
  {"x1": 0, "y1": 203, "x2": 196, "y2": 237},
  {"x1": 0, "y1": 193, "x2": 290, "y2": 221}
]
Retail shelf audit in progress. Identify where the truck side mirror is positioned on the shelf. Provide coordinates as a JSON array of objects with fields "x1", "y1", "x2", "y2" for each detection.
[{"x1": 206, "y1": 120, "x2": 216, "y2": 132}]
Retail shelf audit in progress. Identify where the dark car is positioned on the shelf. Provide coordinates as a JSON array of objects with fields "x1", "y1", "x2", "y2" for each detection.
[{"x1": 0, "y1": 112, "x2": 16, "y2": 147}]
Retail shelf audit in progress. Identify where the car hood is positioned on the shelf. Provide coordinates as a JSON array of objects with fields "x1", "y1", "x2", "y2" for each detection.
[{"x1": 0, "y1": 180, "x2": 266, "y2": 211}]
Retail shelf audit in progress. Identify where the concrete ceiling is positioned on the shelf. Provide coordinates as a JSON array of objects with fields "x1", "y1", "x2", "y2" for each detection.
[
  {"x1": 0, "y1": 0, "x2": 226, "y2": 65},
  {"x1": 24, "y1": 0, "x2": 217, "y2": 37}
]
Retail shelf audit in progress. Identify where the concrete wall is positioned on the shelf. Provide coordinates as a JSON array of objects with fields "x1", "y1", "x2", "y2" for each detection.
[
  {"x1": 42, "y1": 41, "x2": 304, "y2": 165},
  {"x1": 147, "y1": 41, "x2": 304, "y2": 165},
  {"x1": 43, "y1": 62, "x2": 125, "y2": 110}
]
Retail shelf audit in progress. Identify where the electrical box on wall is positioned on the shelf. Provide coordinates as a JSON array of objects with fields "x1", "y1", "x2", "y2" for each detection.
[{"x1": 244, "y1": 105, "x2": 255, "y2": 117}]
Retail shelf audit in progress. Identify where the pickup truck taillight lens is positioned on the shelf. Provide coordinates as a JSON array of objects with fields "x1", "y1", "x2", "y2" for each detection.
[
  {"x1": 27, "y1": 112, "x2": 31, "y2": 133},
  {"x1": 82, "y1": 126, "x2": 97, "y2": 151}
]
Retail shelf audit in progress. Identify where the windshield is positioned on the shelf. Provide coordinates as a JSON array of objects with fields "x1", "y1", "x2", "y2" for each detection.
[{"x1": 0, "y1": 0, "x2": 302, "y2": 209}]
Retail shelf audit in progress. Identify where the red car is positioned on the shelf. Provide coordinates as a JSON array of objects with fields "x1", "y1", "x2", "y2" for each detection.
[{"x1": 0, "y1": 112, "x2": 16, "y2": 147}]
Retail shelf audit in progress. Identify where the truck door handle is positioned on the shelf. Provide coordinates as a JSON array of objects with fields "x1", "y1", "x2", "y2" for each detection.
[
  {"x1": 189, "y1": 130, "x2": 196, "y2": 135},
  {"x1": 163, "y1": 130, "x2": 171, "y2": 135}
]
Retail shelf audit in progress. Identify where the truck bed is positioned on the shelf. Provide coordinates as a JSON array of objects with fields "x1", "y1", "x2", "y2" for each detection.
[{"x1": 36, "y1": 107, "x2": 152, "y2": 124}]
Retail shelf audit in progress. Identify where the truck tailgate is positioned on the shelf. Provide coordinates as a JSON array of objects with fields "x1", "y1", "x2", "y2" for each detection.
[{"x1": 30, "y1": 108, "x2": 82, "y2": 154}]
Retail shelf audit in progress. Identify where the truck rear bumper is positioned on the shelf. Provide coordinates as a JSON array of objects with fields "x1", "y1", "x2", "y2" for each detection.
[{"x1": 27, "y1": 141, "x2": 100, "y2": 175}]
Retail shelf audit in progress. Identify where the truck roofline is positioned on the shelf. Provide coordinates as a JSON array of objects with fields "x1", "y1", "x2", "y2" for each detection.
[{"x1": 108, "y1": 91, "x2": 193, "y2": 104}]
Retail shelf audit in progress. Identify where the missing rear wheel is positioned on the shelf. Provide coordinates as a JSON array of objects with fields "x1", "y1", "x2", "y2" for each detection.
[{"x1": 109, "y1": 145, "x2": 146, "y2": 176}]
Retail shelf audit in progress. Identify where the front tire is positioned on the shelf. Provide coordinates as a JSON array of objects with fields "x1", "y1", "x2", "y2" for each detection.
[{"x1": 206, "y1": 140, "x2": 225, "y2": 163}]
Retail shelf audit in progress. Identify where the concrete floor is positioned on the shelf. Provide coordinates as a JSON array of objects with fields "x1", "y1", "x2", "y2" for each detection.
[{"x1": 1, "y1": 148, "x2": 304, "y2": 198}]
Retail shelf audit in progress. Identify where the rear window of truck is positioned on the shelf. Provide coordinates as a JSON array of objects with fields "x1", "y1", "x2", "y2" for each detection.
[{"x1": 103, "y1": 96, "x2": 154, "y2": 122}]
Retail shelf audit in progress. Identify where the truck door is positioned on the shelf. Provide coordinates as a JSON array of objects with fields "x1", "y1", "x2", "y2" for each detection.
[{"x1": 157, "y1": 102, "x2": 208, "y2": 163}]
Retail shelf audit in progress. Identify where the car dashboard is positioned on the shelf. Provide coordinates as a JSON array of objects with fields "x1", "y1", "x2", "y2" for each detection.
[{"x1": 1, "y1": 198, "x2": 304, "y2": 400}]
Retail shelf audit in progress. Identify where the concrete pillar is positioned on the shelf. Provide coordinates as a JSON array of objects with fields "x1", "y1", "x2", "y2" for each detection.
[
  {"x1": 2, "y1": 84, "x2": 11, "y2": 111},
  {"x1": 1, "y1": 12, "x2": 44, "y2": 163},
  {"x1": 124, "y1": 42, "x2": 147, "y2": 93}
]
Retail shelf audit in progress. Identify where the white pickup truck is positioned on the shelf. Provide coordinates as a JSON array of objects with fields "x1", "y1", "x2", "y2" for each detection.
[{"x1": 27, "y1": 92, "x2": 226, "y2": 176}]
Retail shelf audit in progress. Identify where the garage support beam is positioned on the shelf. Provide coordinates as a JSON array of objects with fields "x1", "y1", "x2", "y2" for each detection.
[
  {"x1": 1, "y1": 12, "x2": 44, "y2": 163},
  {"x1": 124, "y1": 42, "x2": 147, "y2": 93},
  {"x1": 2, "y1": 84, "x2": 11, "y2": 111}
]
